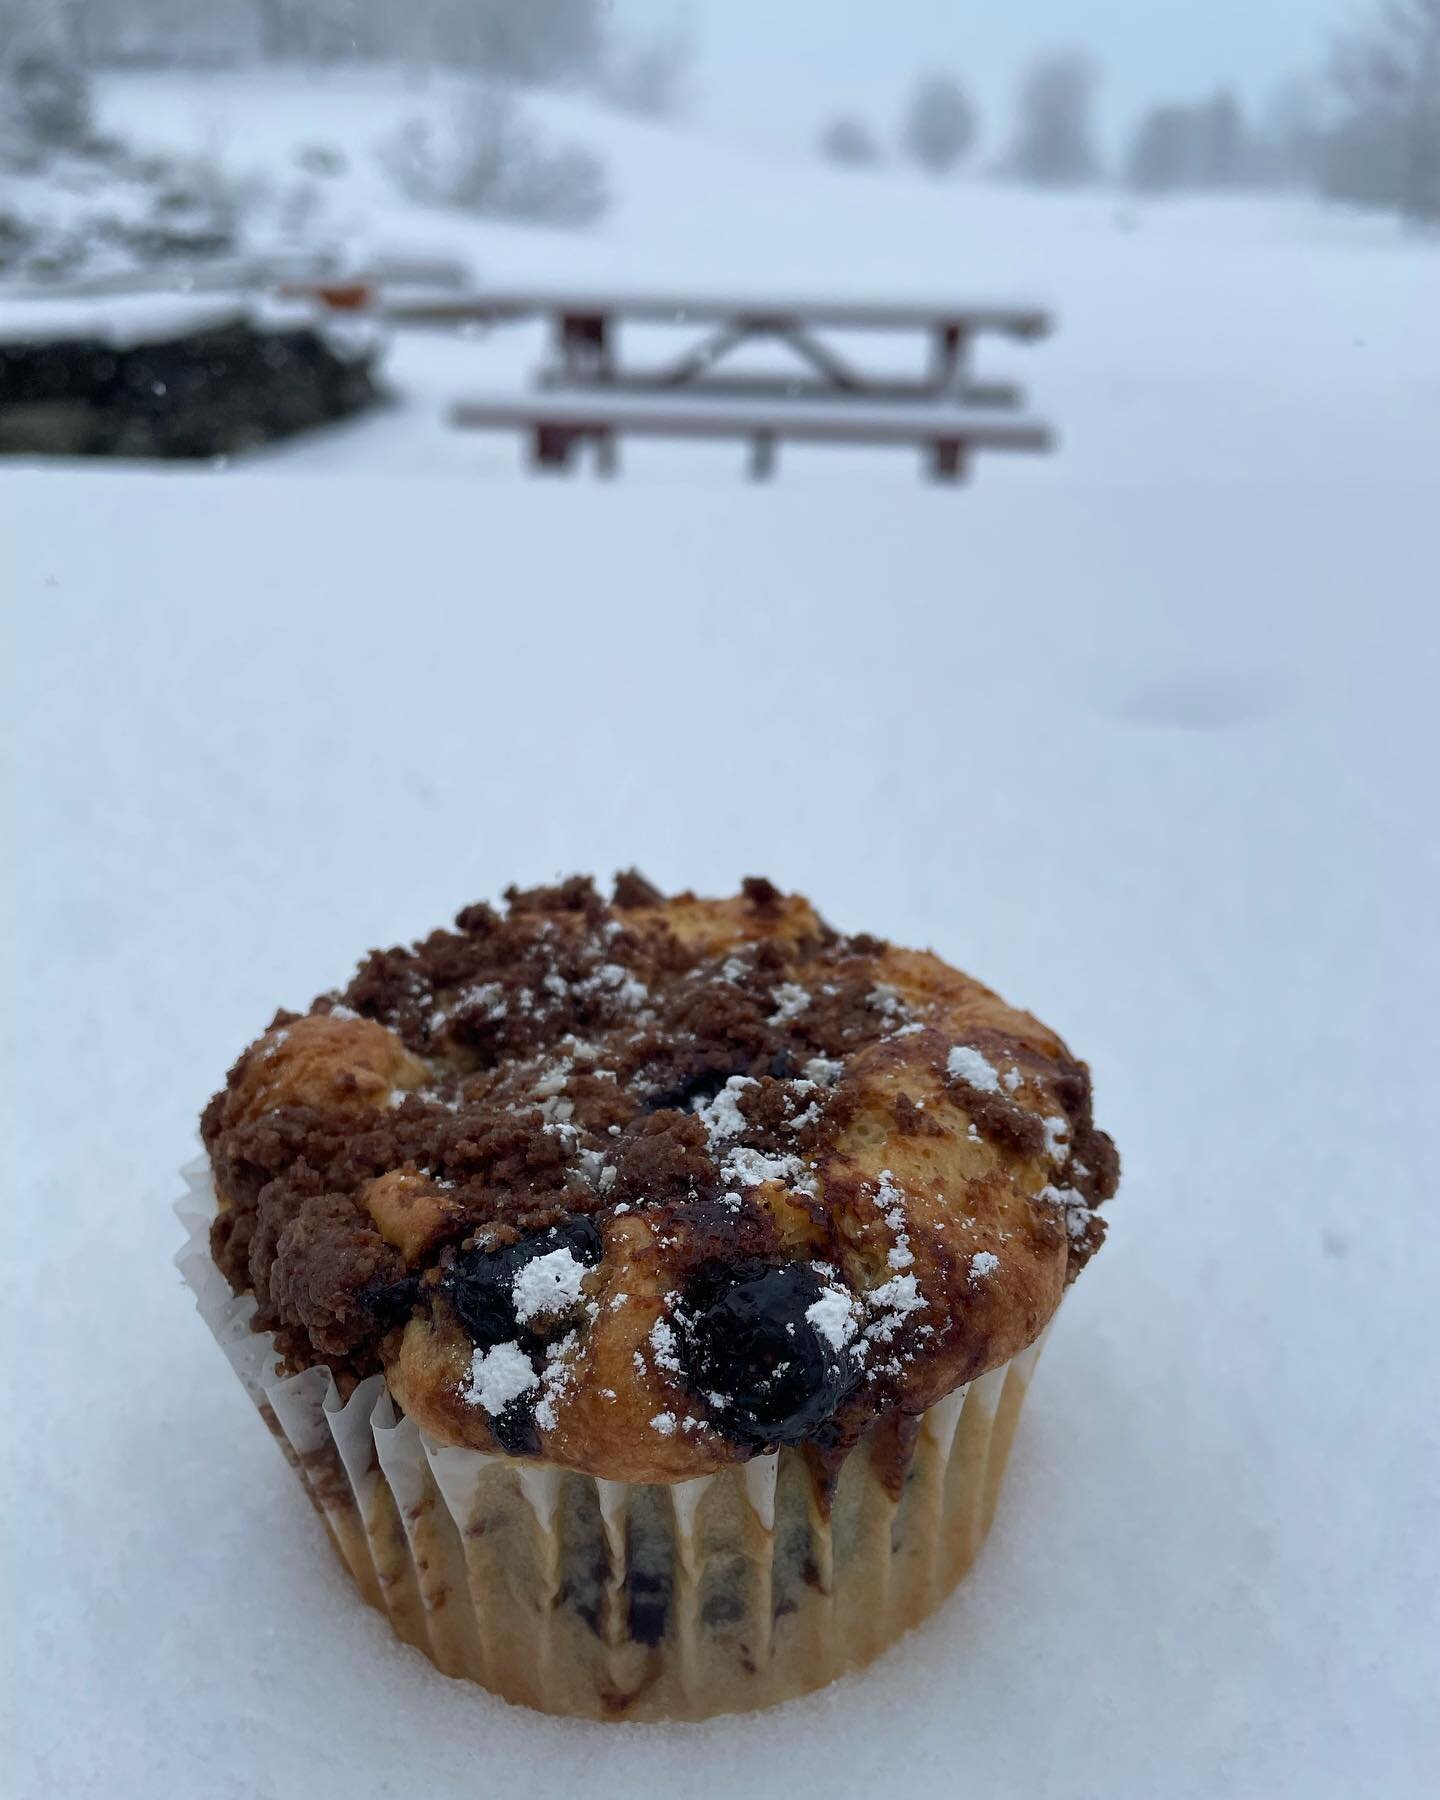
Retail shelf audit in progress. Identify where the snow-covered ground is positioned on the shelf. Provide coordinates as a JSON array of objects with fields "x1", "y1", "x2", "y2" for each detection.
[{"x1": 3, "y1": 64, "x2": 1439, "y2": 1800}]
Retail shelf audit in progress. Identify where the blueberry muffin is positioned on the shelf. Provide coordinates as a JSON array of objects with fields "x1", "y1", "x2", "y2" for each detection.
[{"x1": 181, "y1": 875, "x2": 1118, "y2": 1718}]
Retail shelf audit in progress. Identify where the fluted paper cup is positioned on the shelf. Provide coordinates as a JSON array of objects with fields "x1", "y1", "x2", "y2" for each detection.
[{"x1": 176, "y1": 1155, "x2": 1048, "y2": 1720}]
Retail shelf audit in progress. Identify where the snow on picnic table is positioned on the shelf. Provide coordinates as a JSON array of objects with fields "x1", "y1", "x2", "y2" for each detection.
[{"x1": 3, "y1": 465, "x2": 1437, "y2": 1800}]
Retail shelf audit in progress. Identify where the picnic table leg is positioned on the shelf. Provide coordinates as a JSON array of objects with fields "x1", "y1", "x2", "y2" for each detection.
[
  {"x1": 930, "y1": 322, "x2": 971, "y2": 396},
  {"x1": 749, "y1": 431, "x2": 778, "y2": 481},
  {"x1": 595, "y1": 427, "x2": 618, "y2": 477},
  {"x1": 557, "y1": 311, "x2": 614, "y2": 381},
  {"x1": 929, "y1": 438, "x2": 969, "y2": 483},
  {"x1": 533, "y1": 423, "x2": 578, "y2": 473}
]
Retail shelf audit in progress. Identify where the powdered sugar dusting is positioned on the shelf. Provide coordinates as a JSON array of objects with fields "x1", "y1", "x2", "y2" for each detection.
[
  {"x1": 462, "y1": 1342, "x2": 538, "y2": 1415},
  {"x1": 694, "y1": 1075, "x2": 755, "y2": 1144},
  {"x1": 648, "y1": 1316, "x2": 684, "y2": 1376},
  {"x1": 533, "y1": 1330, "x2": 586, "y2": 1430},
  {"x1": 876, "y1": 1167, "x2": 914, "y2": 1269},
  {"x1": 576, "y1": 962, "x2": 651, "y2": 1012},
  {"x1": 768, "y1": 981, "x2": 811, "y2": 1022},
  {"x1": 786, "y1": 1095, "x2": 821, "y2": 1130},
  {"x1": 724, "y1": 1145, "x2": 816, "y2": 1193},
  {"x1": 868, "y1": 983, "x2": 912, "y2": 1022},
  {"x1": 510, "y1": 1247, "x2": 588, "y2": 1324},
  {"x1": 1037, "y1": 1184, "x2": 1095, "y2": 1242},
  {"x1": 864, "y1": 1273, "x2": 925, "y2": 1342},
  {"x1": 805, "y1": 1283, "x2": 859, "y2": 1352},
  {"x1": 947, "y1": 1044, "x2": 1001, "y2": 1093}
]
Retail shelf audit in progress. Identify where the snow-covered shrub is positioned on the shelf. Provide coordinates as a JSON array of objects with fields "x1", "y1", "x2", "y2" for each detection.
[
  {"x1": 1, "y1": 138, "x2": 273, "y2": 285},
  {"x1": 0, "y1": 49, "x2": 99, "y2": 173},
  {"x1": 4, "y1": 50, "x2": 94, "y2": 154},
  {"x1": 294, "y1": 142, "x2": 348, "y2": 178},
  {"x1": 901, "y1": 74, "x2": 977, "y2": 175},
  {"x1": 1125, "y1": 92, "x2": 1254, "y2": 195},
  {"x1": 122, "y1": 153, "x2": 243, "y2": 262},
  {"x1": 600, "y1": 23, "x2": 691, "y2": 118},
  {"x1": 818, "y1": 115, "x2": 883, "y2": 168},
  {"x1": 0, "y1": 208, "x2": 36, "y2": 273},
  {"x1": 381, "y1": 88, "x2": 608, "y2": 227},
  {"x1": 1005, "y1": 50, "x2": 1103, "y2": 186},
  {"x1": 439, "y1": 0, "x2": 606, "y2": 85},
  {"x1": 1323, "y1": 0, "x2": 1440, "y2": 223},
  {"x1": 0, "y1": 46, "x2": 341, "y2": 288}
]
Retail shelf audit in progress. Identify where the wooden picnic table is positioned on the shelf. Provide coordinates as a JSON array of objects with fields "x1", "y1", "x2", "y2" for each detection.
[
  {"x1": 288, "y1": 276, "x2": 1057, "y2": 481},
  {"x1": 306, "y1": 282, "x2": 1052, "y2": 406}
]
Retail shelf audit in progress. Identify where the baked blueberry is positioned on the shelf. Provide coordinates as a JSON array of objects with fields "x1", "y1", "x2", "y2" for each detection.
[
  {"x1": 446, "y1": 1215, "x2": 603, "y2": 1350},
  {"x1": 681, "y1": 1263, "x2": 857, "y2": 1449}
]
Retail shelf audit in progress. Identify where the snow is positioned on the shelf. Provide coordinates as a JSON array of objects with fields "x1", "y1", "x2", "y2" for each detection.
[
  {"x1": 3, "y1": 60, "x2": 1439, "y2": 1800},
  {"x1": 0, "y1": 292, "x2": 279, "y2": 346}
]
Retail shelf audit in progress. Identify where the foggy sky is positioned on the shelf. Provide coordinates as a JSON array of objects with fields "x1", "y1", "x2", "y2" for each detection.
[{"x1": 616, "y1": 0, "x2": 1351, "y2": 155}]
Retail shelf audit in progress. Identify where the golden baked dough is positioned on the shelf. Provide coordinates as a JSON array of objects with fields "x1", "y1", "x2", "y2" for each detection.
[{"x1": 222, "y1": 1012, "x2": 426, "y2": 1128}]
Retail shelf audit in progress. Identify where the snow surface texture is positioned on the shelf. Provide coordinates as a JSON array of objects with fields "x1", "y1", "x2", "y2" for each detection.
[
  {"x1": 3, "y1": 469, "x2": 1437, "y2": 1800},
  {"x1": 3, "y1": 60, "x2": 1439, "y2": 1800}
]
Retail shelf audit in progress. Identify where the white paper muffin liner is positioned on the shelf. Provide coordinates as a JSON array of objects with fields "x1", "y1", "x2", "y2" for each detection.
[{"x1": 176, "y1": 1155, "x2": 1049, "y2": 1720}]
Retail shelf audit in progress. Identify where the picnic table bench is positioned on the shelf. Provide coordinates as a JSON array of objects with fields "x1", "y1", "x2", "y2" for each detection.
[{"x1": 449, "y1": 389, "x2": 1053, "y2": 482}]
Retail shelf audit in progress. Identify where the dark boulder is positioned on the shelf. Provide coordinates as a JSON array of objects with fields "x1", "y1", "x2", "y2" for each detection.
[{"x1": 0, "y1": 316, "x2": 380, "y2": 458}]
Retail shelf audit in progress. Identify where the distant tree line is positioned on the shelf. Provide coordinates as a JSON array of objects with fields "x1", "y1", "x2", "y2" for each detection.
[
  {"x1": 1323, "y1": 0, "x2": 1439, "y2": 222},
  {"x1": 820, "y1": 54, "x2": 1101, "y2": 183},
  {"x1": 821, "y1": 52, "x2": 1106, "y2": 186},
  {"x1": 0, "y1": 0, "x2": 690, "y2": 116},
  {"x1": 4, "y1": 0, "x2": 1436, "y2": 224},
  {"x1": 1124, "y1": 1, "x2": 1439, "y2": 222},
  {"x1": 1125, "y1": 88, "x2": 1310, "y2": 194},
  {"x1": 819, "y1": 5, "x2": 1439, "y2": 224}
]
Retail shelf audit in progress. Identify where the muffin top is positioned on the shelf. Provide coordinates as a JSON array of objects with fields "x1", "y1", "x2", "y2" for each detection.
[{"x1": 202, "y1": 875, "x2": 1118, "y2": 1482}]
